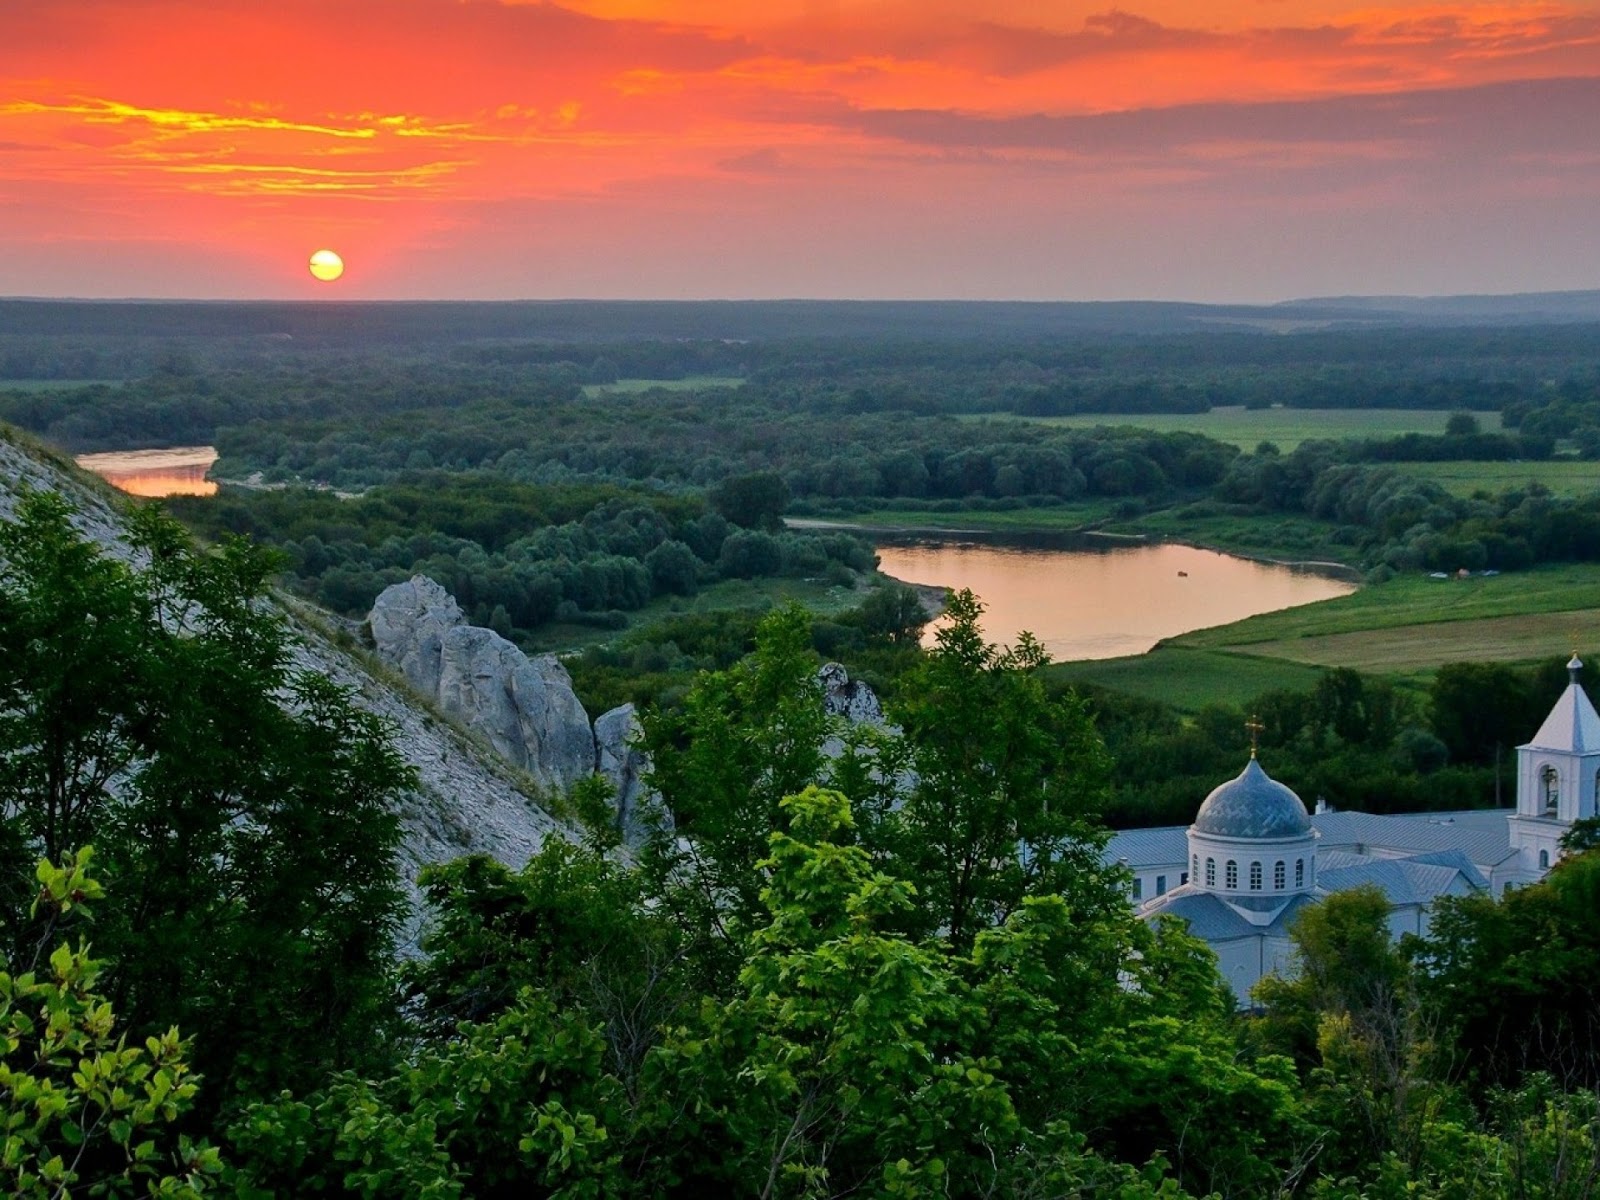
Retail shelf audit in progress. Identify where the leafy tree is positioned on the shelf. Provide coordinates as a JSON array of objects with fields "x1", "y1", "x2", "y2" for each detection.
[
  {"x1": 651, "y1": 786, "x2": 1022, "y2": 1197},
  {"x1": 850, "y1": 583, "x2": 930, "y2": 648},
  {"x1": 1, "y1": 849, "x2": 221, "y2": 1198},
  {"x1": 1429, "y1": 662, "x2": 1540, "y2": 766},
  {"x1": 643, "y1": 538, "x2": 699, "y2": 596},
  {"x1": 641, "y1": 606, "x2": 833, "y2": 974},
  {"x1": 0, "y1": 490, "x2": 410, "y2": 1106},
  {"x1": 402, "y1": 844, "x2": 690, "y2": 1095},
  {"x1": 709, "y1": 472, "x2": 788, "y2": 531},
  {"x1": 1415, "y1": 852, "x2": 1600, "y2": 1092},
  {"x1": 1560, "y1": 815, "x2": 1600, "y2": 854},
  {"x1": 886, "y1": 590, "x2": 1115, "y2": 949},
  {"x1": 229, "y1": 990, "x2": 627, "y2": 1199},
  {"x1": 1256, "y1": 887, "x2": 1460, "y2": 1186}
]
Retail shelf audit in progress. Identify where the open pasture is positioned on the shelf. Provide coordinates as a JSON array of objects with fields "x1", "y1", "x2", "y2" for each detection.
[
  {"x1": 581, "y1": 375, "x2": 744, "y2": 398},
  {"x1": 1401, "y1": 459, "x2": 1599, "y2": 498},
  {"x1": 1226, "y1": 611, "x2": 1600, "y2": 673},
  {"x1": 0, "y1": 379, "x2": 121, "y2": 392},
  {"x1": 993, "y1": 407, "x2": 1502, "y2": 450},
  {"x1": 1050, "y1": 646, "x2": 1329, "y2": 712},
  {"x1": 1178, "y1": 564, "x2": 1600, "y2": 649}
]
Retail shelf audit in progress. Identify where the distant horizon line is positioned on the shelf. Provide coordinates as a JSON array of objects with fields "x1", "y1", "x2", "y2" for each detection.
[{"x1": 4, "y1": 289, "x2": 1599, "y2": 307}]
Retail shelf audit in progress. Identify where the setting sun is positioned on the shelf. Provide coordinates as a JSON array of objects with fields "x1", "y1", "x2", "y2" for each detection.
[{"x1": 308, "y1": 249, "x2": 344, "y2": 282}]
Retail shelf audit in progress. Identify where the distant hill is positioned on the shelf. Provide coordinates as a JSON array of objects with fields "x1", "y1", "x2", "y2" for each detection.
[
  {"x1": 1277, "y1": 290, "x2": 1600, "y2": 324},
  {"x1": 2, "y1": 291, "x2": 1596, "y2": 345}
]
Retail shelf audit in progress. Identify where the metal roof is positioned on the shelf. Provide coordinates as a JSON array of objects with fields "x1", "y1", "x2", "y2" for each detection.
[
  {"x1": 1524, "y1": 679, "x2": 1600, "y2": 755},
  {"x1": 1192, "y1": 757, "x2": 1312, "y2": 840},
  {"x1": 1139, "y1": 887, "x2": 1315, "y2": 941},
  {"x1": 1107, "y1": 808, "x2": 1517, "y2": 872}
]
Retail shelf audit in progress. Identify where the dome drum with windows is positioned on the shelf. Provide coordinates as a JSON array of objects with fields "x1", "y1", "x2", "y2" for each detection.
[{"x1": 1185, "y1": 753, "x2": 1319, "y2": 900}]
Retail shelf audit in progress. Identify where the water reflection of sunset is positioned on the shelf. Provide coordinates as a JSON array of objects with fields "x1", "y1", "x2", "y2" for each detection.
[{"x1": 76, "y1": 447, "x2": 219, "y2": 497}]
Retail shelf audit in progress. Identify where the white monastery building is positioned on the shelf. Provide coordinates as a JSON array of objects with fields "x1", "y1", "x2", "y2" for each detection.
[{"x1": 1104, "y1": 654, "x2": 1600, "y2": 1002}]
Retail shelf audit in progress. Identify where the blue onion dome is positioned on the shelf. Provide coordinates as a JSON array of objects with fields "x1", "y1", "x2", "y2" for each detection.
[{"x1": 1192, "y1": 757, "x2": 1311, "y2": 840}]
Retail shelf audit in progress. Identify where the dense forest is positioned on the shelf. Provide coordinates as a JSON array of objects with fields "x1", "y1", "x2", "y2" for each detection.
[
  {"x1": 5, "y1": 299, "x2": 1600, "y2": 1193},
  {"x1": 5, "y1": 491, "x2": 1600, "y2": 1197}
]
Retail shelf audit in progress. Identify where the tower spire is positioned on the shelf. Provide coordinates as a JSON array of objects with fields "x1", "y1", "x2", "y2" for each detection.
[
  {"x1": 1570, "y1": 651, "x2": 1584, "y2": 686},
  {"x1": 1245, "y1": 714, "x2": 1264, "y2": 759}
]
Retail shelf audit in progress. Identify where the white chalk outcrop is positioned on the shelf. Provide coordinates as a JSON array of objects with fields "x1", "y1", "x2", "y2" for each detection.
[
  {"x1": 0, "y1": 438, "x2": 579, "y2": 947},
  {"x1": 369, "y1": 576, "x2": 596, "y2": 796},
  {"x1": 595, "y1": 701, "x2": 666, "y2": 846}
]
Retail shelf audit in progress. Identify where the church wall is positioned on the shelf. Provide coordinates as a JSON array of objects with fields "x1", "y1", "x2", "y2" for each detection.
[{"x1": 1213, "y1": 935, "x2": 1298, "y2": 1005}]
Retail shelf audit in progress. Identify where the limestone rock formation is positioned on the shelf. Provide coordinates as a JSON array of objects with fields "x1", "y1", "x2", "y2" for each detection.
[
  {"x1": 370, "y1": 576, "x2": 596, "y2": 796},
  {"x1": 0, "y1": 445, "x2": 582, "y2": 950},
  {"x1": 595, "y1": 702, "x2": 666, "y2": 846},
  {"x1": 818, "y1": 661, "x2": 886, "y2": 726},
  {"x1": 368, "y1": 575, "x2": 462, "y2": 697}
]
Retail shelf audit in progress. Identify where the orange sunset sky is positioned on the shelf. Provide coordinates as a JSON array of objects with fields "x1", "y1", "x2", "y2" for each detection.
[{"x1": 3, "y1": 0, "x2": 1598, "y2": 300}]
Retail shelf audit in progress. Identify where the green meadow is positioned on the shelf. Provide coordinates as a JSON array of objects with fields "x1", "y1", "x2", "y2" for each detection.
[
  {"x1": 984, "y1": 406, "x2": 1503, "y2": 450},
  {"x1": 0, "y1": 379, "x2": 121, "y2": 392},
  {"x1": 1053, "y1": 563, "x2": 1600, "y2": 708},
  {"x1": 1049, "y1": 646, "x2": 1329, "y2": 713},
  {"x1": 581, "y1": 375, "x2": 744, "y2": 398},
  {"x1": 1401, "y1": 459, "x2": 1599, "y2": 498}
]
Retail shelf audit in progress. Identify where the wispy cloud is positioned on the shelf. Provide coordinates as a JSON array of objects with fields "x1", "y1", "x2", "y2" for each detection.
[{"x1": 2, "y1": 0, "x2": 1598, "y2": 297}]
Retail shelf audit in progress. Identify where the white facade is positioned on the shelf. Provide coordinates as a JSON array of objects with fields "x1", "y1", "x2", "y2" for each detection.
[
  {"x1": 1507, "y1": 655, "x2": 1600, "y2": 883},
  {"x1": 1108, "y1": 659, "x2": 1598, "y2": 1003}
]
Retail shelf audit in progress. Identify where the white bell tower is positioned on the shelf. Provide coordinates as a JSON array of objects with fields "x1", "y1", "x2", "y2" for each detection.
[{"x1": 1509, "y1": 654, "x2": 1600, "y2": 879}]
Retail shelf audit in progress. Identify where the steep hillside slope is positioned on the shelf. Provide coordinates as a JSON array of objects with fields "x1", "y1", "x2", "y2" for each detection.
[{"x1": 0, "y1": 427, "x2": 578, "y2": 944}]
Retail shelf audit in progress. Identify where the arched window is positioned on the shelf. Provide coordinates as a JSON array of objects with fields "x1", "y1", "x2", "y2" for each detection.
[
  {"x1": 1192, "y1": 854, "x2": 1199, "y2": 880},
  {"x1": 1274, "y1": 860, "x2": 1286, "y2": 890},
  {"x1": 1249, "y1": 861, "x2": 1263, "y2": 891},
  {"x1": 1543, "y1": 765, "x2": 1560, "y2": 817},
  {"x1": 1295, "y1": 859, "x2": 1305, "y2": 888},
  {"x1": 1225, "y1": 860, "x2": 1238, "y2": 890},
  {"x1": 1205, "y1": 858, "x2": 1215, "y2": 887},
  {"x1": 1539, "y1": 849, "x2": 1550, "y2": 869}
]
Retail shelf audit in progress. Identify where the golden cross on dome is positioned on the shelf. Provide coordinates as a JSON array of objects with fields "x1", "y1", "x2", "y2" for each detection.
[{"x1": 1245, "y1": 714, "x2": 1264, "y2": 759}]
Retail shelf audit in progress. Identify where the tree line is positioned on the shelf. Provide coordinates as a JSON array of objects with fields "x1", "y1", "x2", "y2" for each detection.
[{"x1": 5, "y1": 503, "x2": 1600, "y2": 1197}]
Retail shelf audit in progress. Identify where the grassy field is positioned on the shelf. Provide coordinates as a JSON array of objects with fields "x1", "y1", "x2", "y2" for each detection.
[
  {"x1": 1049, "y1": 646, "x2": 1329, "y2": 713},
  {"x1": 1401, "y1": 459, "x2": 1599, "y2": 498},
  {"x1": 984, "y1": 407, "x2": 1502, "y2": 451},
  {"x1": 529, "y1": 573, "x2": 862, "y2": 653},
  {"x1": 0, "y1": 379, "x2": 121, "y2": 392},
  {"x1": 1178, "y1": 564, "x2": 1600, "y2": 649},
  {"x1": 792, "y1": 501, "x2": 1122, "y2": 535},
  {"x1": 1230, "y1": 612, "x2": 1600, "y2": 673},
  {"x1": 1043, "y1": 563, "x2": 1600, "y2": 708},
  {"x1": 581, "y1": 375, "x2": 743, "y2": 398}
]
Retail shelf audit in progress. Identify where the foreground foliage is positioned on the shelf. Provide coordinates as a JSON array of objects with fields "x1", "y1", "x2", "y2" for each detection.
[
  {"x1": 7, "y1": 489, "x2": 1600, "y2": 1197},
  {"x1": 0, "y1": 491, "x2": 410, "y2": 1107},
  {"x1": 1, "y1": 851, "x2": 220, "y2": 1198}
]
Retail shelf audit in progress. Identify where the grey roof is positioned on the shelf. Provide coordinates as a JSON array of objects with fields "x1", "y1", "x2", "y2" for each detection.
[
  {"x1": 1105, "y1": 825, "x2": 1188, "y2": 867},
  {"x1": 1313, "y1": 810, "x2": 1516, "y2": 868},
  {"x1": 1317, "y1": 855, "x2": 1479, "y2": 907},
  {"x1": 1192, "y1": 757, "x2": 1312, "y2": 840},
  {"x1": 1141, "y1": 850, "x2": 1484, "y2": 943},
  {"x1": 1140, "y1": 886, "x2": 1316, "y2": 941},
  {"x1": 1107, "y1": 808, "x2": 1516, "y2": 873},
  {"x1": 1524, "y1": 680, "x2": 1600, "y2": 754},
  {"x1": 1397, "y1": 848, "x2": 1490, "y2": 891}
]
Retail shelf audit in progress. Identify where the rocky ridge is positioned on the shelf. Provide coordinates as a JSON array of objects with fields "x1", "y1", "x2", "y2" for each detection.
[
  {"x1": 0, "y1": 434, "x2": 578, "y2": 945},
  {"x1": 368, "y1": 575, "x2": 663, "y2": 845}
]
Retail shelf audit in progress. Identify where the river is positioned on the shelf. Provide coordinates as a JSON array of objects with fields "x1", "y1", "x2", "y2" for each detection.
[
  {"x1": 875, "y1": 533, "x2": 1354, "y2": 661},
  {"x1": 75, "y1": 446, "x2": 218, "y2": 497},
  {"x1": 74, "y1": 452, "x2": 1352, "y2": 659}
]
